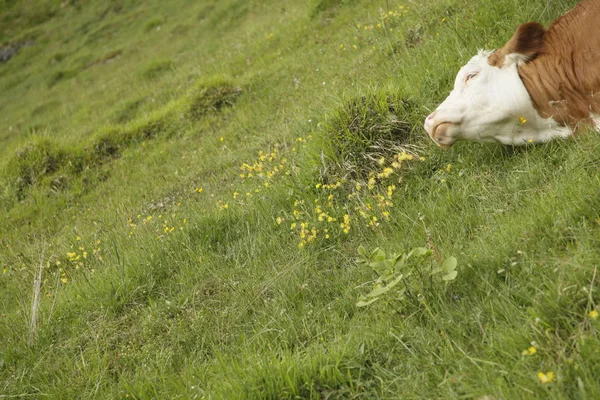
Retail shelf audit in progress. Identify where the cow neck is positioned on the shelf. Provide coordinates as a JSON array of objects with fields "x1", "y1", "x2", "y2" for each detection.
[{"x1": 518, "y1": 0, "x2": 600, "y2": 131}]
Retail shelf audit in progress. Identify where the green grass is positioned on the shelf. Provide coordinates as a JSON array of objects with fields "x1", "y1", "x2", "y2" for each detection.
[{"x1": 2, "y1": 0, "x2": 599, "y2": 398}]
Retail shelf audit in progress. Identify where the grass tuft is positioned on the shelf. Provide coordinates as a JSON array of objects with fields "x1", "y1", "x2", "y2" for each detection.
[
  {"x1": 143, "y1": 17, "x2": 165, "y2": 33},
  {"x1": 187, "y1": 78, "x2": 242, "y2": 120},
  {"x1": 110, "y1": 98, "x2": 145, "y2": 124},
  {"x1": 309, "y1": 0, "x2": 356, "y2": 17},
  {"x1": 5, "y1": 138, "x2": 68, "y2": 197},
  {"x1": 2, "y1": 104, "x2": 177, "y2": 204},
  {"x1": 91, "y1": 128, "x2": 125, "y2": 160},
  {"x1": 140, "y1": 58, "x2": 173, "y2": 80},
  {"x1": 321, "y1": 92, "x2": 419, "y2": 178},
  {"x1": 47, "y1": 68, "x2": 78, "y2": 87}
]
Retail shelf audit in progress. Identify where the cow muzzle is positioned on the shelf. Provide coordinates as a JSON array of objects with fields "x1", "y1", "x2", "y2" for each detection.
[{"x1": 424, "y1": 112, "x2": 458, "y2": 149}]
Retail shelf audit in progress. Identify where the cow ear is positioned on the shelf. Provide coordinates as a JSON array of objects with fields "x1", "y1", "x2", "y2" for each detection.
[{"x1": 489, "y1": 22, "x2": 545, "y2": 67}]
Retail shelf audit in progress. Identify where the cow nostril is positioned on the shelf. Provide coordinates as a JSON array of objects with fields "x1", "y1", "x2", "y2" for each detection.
[{"x1": 427, "y1": 112, "x2": 437, "y2": 120}]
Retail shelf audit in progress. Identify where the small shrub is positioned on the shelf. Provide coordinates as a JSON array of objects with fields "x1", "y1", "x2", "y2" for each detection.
[{"x1": 356, "y1": 246, "x2": 458, "y2": 311}]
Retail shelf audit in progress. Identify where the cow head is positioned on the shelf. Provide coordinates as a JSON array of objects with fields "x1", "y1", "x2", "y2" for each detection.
[{"x1": 424, "y1": 23, "x2": 550, "y2": 148}]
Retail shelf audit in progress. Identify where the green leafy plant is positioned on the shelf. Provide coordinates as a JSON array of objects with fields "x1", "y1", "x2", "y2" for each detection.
[{"x1": 356, "y1": 245, "x2": 458, "y2": 308}]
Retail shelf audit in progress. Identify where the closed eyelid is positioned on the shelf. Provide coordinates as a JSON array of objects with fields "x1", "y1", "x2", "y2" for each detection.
[{"x1": 464, "y1": 71, "x2": 479, "y2": 83}]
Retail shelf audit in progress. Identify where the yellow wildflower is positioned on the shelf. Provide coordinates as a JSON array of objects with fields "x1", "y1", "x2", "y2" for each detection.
[
  {"x1": 340, "y1": 214, "x2": 351, "y2": 234},
  {"x1": 368, "y1": 177, "x2": 376, "y2": 190},
  {"x1": 589, "y1": 309, "x2": 599, "y2": 319},
  {"x1": 521, "y1": 346, "x2": 537, "y2": 356},
  {"x1": 377, "y1": 167, "x2": 394, "y2": 179},
  {"x1": 519, "y1": 116, "x2": 527, "y2": 125},
  {"x1": 537, "y1": 371, "x2": 555, "y2": 384},
  {"x1": 397, "y1": 152, "x2": 413, "y2": 161},
  {"x1": 387, "y1": 185, "x2": 396, "y2": 199}
]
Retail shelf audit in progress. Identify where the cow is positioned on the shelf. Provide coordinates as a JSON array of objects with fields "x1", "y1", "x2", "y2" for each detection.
[{"x1": 424, "y1": 0, "x2": 600, "y2": 148}]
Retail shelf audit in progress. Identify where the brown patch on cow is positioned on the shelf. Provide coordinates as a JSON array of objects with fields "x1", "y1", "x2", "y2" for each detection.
[
  {"x1": 488, "y1": 22, "x2": 545, "y2": 68},
  {"x1": 517, "y1": 0, "x2": 600, "y2": 128}
]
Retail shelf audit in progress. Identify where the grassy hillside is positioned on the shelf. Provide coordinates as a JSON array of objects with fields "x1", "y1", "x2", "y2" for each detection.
[{"x1": 2, "y1": 0, "x2": 599, "y2": 398}]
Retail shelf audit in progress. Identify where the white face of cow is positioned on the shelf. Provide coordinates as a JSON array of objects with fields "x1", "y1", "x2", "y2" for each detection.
[
  {"x1": 425, "y1": 51, "x2": 549, "y2": 147},
  {"x1": 424, "y1": 50, "x2": 572, "y2": 148}
]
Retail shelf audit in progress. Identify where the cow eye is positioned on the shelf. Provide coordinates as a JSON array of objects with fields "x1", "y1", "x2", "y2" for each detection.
[{"x1": 465, "y1": 72, "x2": 479, "y2": 82}]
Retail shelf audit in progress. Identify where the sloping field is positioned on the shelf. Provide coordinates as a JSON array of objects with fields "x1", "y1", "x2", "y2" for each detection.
[{"x1": 1, "y1": 0, "x2": 599, "y2": 398}]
